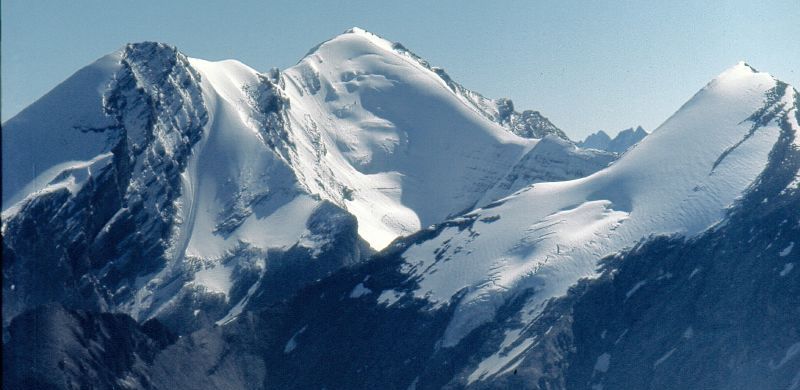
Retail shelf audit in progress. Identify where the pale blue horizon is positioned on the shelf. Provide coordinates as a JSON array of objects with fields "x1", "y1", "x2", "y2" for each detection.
[{"x1": 3, "y1": 0, "x2": 799, "y2": 139}]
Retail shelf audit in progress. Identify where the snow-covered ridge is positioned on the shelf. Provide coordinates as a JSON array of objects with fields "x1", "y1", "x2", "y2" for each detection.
[
  {"x1": 391, "y1": 61, "x2": 798, "y2": 381},
  {"x1": 344, "y1": 27, "x2": 571, "y2": 141},
  {"x1": 3, "y1": 29, "x2": 799, "y2": 389}
]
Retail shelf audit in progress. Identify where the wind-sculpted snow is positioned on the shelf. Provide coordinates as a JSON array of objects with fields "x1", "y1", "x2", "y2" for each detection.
[{"x1": 479, "y1": 135, "x2": 615, "y2": 204}]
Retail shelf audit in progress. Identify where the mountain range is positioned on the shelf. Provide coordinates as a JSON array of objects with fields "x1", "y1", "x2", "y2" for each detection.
[{"x1": 3, "y1": 28, "x2": 798, "y2": 390}]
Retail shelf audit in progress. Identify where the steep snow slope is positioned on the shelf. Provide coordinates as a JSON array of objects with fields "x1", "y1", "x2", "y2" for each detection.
[
  {"x1": 275, "y1": 28, "x2": 610, "y2": 248},
  {"x1": 179, "y1": 27, "x2": 608, "y2": 251},
  {"x1": 118, "y1": 56, "x2": 346, "y2": 323},
  {"x1": 172, "y1": 58, "x2": 312, "y2": 260},
  {"x1": 389, "y1": 63, "x2": 796, "y2": 380},
  {"x1": 3, "y1": 29, "x2": 798, "y2": 389},
  {"x1": 387, "y1": 44, "x2": 570, "y2": 141}
]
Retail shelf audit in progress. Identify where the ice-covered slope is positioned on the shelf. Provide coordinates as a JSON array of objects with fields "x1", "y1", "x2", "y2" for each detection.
[
  {"x1": 386, "y1": 62, "x2": 796, "y2": 379},
  {"x1": 2, "y1": 29, "x2": 610, "y2": 331}
]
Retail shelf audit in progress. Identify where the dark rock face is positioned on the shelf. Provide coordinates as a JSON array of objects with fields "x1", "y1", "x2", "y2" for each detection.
[
  {"x1": 2, "y1": 42, "x2": 208, "y2": 324},
  {"x1": 3, "y1": 304, "x2": 176, "y2": 390},
  {"x1": 142, "y1": 224, "x2": 465, "y2": 390},
  {"x1": 503, "y1": 106, "x2": 571, "y2": 140},
  {"x1": 1, "y1": 43, "x2": 372, "y2": 338},
  {"x1": 563, "y1": 112, "x2": 799, "y2": 390},
  {"x1": 240, "y1": 200, "x2": 372, "y2": 311},
  {"x1": 143, "y1": 199, "x2": 370, "y2": 336},
  {"x1": 246, "y1": 69, "x2": 294, "y2": 164}
]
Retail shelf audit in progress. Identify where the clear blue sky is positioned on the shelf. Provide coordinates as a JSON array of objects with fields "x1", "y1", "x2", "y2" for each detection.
[{"x1": 3, "y1": 0, "x2": 799, "y2": 139}]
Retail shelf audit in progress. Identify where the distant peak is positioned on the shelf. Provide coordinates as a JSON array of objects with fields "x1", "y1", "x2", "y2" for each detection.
[
  {"x1": 617, "y1": 126, "x2": 647, "y2": 136},
  {"x1": 590, "y1": 130, "x2": 610, "y2": 138},
  {"x1": 578, "y1": 126, "x2": 649, "y2": 153}
]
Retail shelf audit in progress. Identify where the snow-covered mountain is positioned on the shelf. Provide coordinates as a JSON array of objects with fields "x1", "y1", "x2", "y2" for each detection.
[
  {"x1": 2, "y1": 28, "x2": 612, "y2": 332},
  {"x1": 385, "y1": 62, "x2": 798, "y2": 381},
  {"x1": 3, "y1": 27, "x2": 798, "y2": 390},
  {"x1": 578, "y1": 125, "x2": 649, "y2": 153}
]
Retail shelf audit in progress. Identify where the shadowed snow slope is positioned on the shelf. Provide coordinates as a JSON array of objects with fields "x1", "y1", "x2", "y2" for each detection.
[{"x1": 2, "y1": 51, "x2": 123, "y2": 209}]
